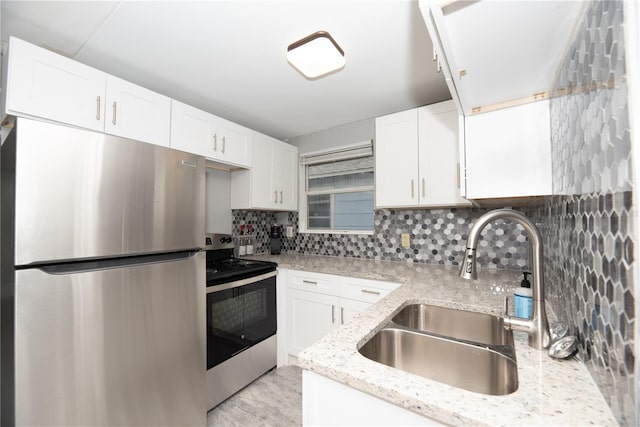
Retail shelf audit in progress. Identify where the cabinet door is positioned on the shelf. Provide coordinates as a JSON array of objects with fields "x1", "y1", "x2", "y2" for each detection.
[
  {"x1": 217, "y1": 118, "x2": 252, "y2": 168},
  {"x1": 375, "y1": 109, "x2": 419, "y2": 207},
  {"x1": 464, "y1": 100, "x2": 551, "y2": 199},
  {"x1": 339, "y1": 299, "x2": 372, "y2": 326},
  {"x1": 287, "y1": 289, "x2": 339, "y2": 356},
  {"x1": 5, "y1": 37, "x2": 106, "y2": 132},
  {"x1": 418, "y1": 101, "x2": 471, "y2": 207},
  {"x1": 273, "y1": 141, "x2": 298, "y2": 210},
  {"x1": 104, "y1": 75, "x2": 171, "y2": 147},
  {"x1": 250, "y1": 132, "x2": 276, "y2": 208},
  {"x1": 170, "y1": 100, "x2": 216, "y2": 156}
]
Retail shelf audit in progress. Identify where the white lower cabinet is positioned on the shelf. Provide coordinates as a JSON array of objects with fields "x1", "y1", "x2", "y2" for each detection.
[
  {"x1": 288, "y1": 289, "x2": 340, "y2": 356},
  {"x1": 303, "y1": 370, "x2": 442, "y2": 426},
  {"x1": 283, "y1": 269, "x2": 399, "y2": 361}
]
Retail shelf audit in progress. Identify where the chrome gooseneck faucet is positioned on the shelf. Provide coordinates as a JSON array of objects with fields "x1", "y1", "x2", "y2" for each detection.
[{"x1": 460, "y1": 209, "x2": 551, "y2": 350}]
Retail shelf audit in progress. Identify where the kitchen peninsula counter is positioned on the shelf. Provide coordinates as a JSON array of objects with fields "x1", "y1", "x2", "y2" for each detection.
[{"x1": 248, "y1": 253, "x2": 616, "y2": 426}]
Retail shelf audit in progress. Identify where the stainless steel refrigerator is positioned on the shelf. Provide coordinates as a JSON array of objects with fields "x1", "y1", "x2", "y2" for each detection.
[{"x1": 0, "y1": 118, "x2": 206, "y2": 426}]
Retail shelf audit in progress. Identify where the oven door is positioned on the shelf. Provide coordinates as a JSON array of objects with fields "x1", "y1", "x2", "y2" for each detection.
[{"x1": 206, "y1": 271, "x2": 277, "y2": 370}]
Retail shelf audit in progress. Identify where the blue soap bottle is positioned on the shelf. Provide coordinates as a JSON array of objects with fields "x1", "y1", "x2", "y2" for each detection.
[{"x1": 514, "y1": 272, "x2": 533, "y2": 319}]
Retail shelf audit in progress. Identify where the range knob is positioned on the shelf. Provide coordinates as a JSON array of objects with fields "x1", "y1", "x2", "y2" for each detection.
[{"x1": 223, "y1": 237, "x2": 233, "y2": 243}]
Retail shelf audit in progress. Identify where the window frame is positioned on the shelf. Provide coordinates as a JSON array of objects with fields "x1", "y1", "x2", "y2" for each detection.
[{"x1": 298, "y1": 142, "x2": 375, "y2": 235}]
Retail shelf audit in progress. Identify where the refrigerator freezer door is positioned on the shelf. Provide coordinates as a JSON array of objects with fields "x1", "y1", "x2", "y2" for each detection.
[
  {"x1": 11, "y1": 118, "x2": 205, "y2": 266},
  {"x1": 14, "y1": 252, "x2": 206, "y2": 426}
]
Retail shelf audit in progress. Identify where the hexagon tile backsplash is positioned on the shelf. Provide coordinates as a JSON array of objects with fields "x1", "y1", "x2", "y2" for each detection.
[{"x1": 530, "y1": 0, "x2": 634, "y2": 424}]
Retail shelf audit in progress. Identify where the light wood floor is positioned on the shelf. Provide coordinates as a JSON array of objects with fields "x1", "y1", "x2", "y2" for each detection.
[{"x1": 207, "y1": 365, "x2": 302, "y2": 427}]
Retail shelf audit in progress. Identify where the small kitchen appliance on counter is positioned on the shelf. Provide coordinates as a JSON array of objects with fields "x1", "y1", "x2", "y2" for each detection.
[
  {"x1": 269, "y1": 225, "x2": 283, "y2": 255},
  {"x1": 204, "y1": 233, "x2": 278, "y2": 409}
]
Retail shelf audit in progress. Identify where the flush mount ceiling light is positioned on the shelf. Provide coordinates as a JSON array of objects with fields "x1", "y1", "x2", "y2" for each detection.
[{"x1": 286, "y1": 31, "x2": 345, "y2": 79}]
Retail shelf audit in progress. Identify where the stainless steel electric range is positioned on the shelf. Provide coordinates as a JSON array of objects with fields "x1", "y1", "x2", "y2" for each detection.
[{"x1": 204, "y1": 233, "x2": 278, "y2": 410}]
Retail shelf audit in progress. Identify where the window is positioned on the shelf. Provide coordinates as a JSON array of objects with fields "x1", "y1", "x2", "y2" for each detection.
[{"x1": 300, "y1": 142, "x2": 374, "y2": 233}]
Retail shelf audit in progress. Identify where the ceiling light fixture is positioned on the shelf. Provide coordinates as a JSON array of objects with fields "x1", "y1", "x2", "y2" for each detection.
[{"x1": 286, "y1": 31, "x2": 345, "y2": 80}]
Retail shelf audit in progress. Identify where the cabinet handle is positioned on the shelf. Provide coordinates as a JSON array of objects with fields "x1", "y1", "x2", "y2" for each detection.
[
  {"x1": 213, "y1": 134, "x2": 217, "y2": 151},
  {"x1": 433, "y1": 47, "x2": 438, "y2": 62},
  {"x1": 341, "y1": 307, "x2": 344, "y2": 325},
  {"x1": 96, "y1": 96, "x2": 101, "y2": 120},
  {"x1": 422, "y1": 178, "x2": 426, "y2": 198},
  {"x1": 221, "y1": 136, "x2": 226, "y2": 154},
  {"x1": 279, "y1": 191, "x2": 283, "y2": 204},
  {"x1": 361, "y1": 289, "x2": 381, "y2": 295},
  {"x1": 111, "y1": 102, "x2": 117, "y2": 125},
  {"x1": 437, "y1": 61, "x2": 442, "y2": 73},
  {"x1": 302, "y1": 280, "x2": 317, "y2": 285},
  {"x1": 457, "y1": 162, "x2": 461, "y2": 189},
  {"x1": 411, "y1": 179, "x2": 415, "y2": 198},
  {"x1": 332, "y1": 305, "x2": 335, "y2": 324},
  {"x1": 274, "y1": 190, "x2": 278, "y2": 203}
]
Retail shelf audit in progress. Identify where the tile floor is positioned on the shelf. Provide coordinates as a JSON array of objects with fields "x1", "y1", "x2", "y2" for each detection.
[{"x1": 207, "y1": 365, "x2": 302, "y2": 427}]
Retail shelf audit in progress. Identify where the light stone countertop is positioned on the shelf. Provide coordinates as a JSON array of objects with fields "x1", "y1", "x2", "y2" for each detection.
[{"x1": 249, "y1": 253, "x2": 617, "y2": 426}]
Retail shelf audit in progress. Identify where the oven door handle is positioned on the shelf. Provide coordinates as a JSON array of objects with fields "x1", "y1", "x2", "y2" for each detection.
[{"x1": 206, "y1": 270, "x2": 277, "y2": 293}]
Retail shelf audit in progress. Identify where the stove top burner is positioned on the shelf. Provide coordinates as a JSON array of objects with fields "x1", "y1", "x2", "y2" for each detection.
[{"x1": 205, "y1": 257, "x2": 277, "y2": 286}]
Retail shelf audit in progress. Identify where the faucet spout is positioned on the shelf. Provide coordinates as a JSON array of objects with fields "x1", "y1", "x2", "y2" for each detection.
[{"x1": 459, "y1": 209, "x2": 551, "y2": 350}]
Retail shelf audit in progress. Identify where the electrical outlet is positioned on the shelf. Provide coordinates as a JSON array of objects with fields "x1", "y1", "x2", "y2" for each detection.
[{"x1": 401, "y1": 233, "x2": 410, "y2": 248}]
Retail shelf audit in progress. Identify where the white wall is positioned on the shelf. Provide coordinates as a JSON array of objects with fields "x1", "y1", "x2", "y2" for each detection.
[
  {"x1": 288, "y1": 118, "x2": 374, "y2": 154},
  {"x1": 205, "y1": 168, "x2": 232, "y2": 234}
]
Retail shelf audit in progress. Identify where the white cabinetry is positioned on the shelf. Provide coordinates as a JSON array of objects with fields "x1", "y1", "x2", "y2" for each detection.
[
  {"x1": 303, "y1": 370, "x2": 442, "y2": 426},
  {"x1": 462, "y1": 100, "x2": 552, "y2": 199},
  {"x1": 5, "y1": 36, "x2": 106, "y2": 132},
  {"x1": 230, "y1": 131, "x2": 297, "y2": 211},
  {"x1": 105, "y1": 75, "x2": 171, "y2": 147},
  {"x1": 5, "y1": 37, "x2": 170, "y2": 147},
  {"x1": 285, "y1": 270, "x2": 399, "y2": 359},
  {"x1": 375, "y1": 100, "x2": 470, "y2": 208},
  {"x1": 170, "y1": 100, "x2": 252, "y2": 168}
]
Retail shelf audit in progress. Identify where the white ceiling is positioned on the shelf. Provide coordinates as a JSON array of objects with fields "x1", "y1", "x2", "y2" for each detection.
[{"x1": 1, "y1": 0, "x2": 451, "y2": 141}]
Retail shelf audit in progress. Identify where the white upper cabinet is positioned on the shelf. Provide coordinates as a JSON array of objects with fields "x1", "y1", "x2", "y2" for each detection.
[
  {"x1": 5, "y1": 36, "x2": 106, "y2": 132},
  {"x1": 105, "y1": 75, "x2": 171, "y2": 147},
  {"x1": 230, "y1": 131, "x2": 298, "y2": 211},
  {"x1": 375, "y1": 100, "x2": 470, "y2": 208},
  {"x1": 463, "y1": 100, "x2": 552, "y2": 199},
  {"x1": 215, "y1": 117, "x2": 253, "y2": 168},
  {"x1": 5, "y1": 37, "x2": 171, "y2": 147},
  {"x1": 170, "y1": 100, "x2": 252, "y2": 168},
  {"x1": 418, "y1": 101, "x2": 470, "y2": 207},
  {"x1": 375, "y1": 108, "x2": 419, "y2": 207},
  {"x1": 419, "y1": 0, "x2": 586, "y2": 115}
]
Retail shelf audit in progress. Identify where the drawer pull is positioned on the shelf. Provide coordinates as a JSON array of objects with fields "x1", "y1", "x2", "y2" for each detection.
[
  {"x1": 361, "y1": 289, "x2": 381, "y2": 295},
  {"x1": 302, "y1": 280, "x2": 317, "y2": 285},
  {"x1": 341, "y1": 307, "x2": 344, "y2": 325},
  {"x1": 96, "y1": 96, "x2": 101, "y2": 120},
  {"x1": 332, "y1": 305, "x2": 335, "y2": 324}
]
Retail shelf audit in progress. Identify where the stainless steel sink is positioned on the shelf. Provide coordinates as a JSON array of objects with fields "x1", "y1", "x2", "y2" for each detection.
[
  {"x1": 392, "y1": 303, "x2": 511, "y2": 345},
  {"x1": 358, "y1": 304, "x2": 518, "y2": 396}
]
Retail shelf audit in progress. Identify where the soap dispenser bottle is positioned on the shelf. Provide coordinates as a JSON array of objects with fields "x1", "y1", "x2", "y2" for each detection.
[{"x1": 514, "y1": 272, "x2": 533, "y2": 319}]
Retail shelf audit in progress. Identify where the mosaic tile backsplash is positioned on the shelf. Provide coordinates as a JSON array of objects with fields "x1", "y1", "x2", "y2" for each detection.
[
  {"x1": 232, "y1": 208, "x2": 531, "y2": 270},
  {"x1": 537, "y1": 0, "x2": 635, "y2": 424}
]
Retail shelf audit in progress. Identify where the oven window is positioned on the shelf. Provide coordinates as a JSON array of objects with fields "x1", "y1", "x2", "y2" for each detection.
[{"x1": 206, "y1": 276, "x2": 276, "y2": 369}]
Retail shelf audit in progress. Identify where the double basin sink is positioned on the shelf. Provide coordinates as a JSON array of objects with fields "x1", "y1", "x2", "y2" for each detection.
[{"x1": 358, "y1": 304, "x2": 518, "y2": 395}]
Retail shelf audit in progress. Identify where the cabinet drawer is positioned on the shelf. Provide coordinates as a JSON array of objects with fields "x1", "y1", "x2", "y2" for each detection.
[
  {"x1": 289, "y1": 271, "x2": 340, "y2": 296},
  {"x1": 341, "y1": 278, "x2": 400, "y2": 304}
]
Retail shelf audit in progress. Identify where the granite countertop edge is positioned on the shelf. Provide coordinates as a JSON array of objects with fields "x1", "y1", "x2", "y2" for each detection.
[{"x1": 247, "y1": 253, "x2": 616, "y2": 426}]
